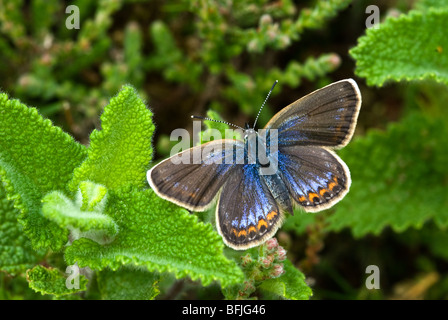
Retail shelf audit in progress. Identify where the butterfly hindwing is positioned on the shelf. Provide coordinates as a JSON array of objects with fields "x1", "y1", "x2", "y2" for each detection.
[
  {"x1": 147, "y1": 139, "x2": 244, "y2": 211},
  {"x1": 216, "y1": 164, "x2": 283, "y2": 250},
  {"x1": 265, "y1": 79, "x2": 361, "y2": 148},
  {"x1": 277, "y1": 145, "x2": 350, "y2": 212}
]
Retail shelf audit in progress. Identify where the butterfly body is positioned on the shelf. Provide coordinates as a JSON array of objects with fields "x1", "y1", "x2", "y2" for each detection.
[{"x1": 148, "y1": 79, "x2": 361, "y2": 250}]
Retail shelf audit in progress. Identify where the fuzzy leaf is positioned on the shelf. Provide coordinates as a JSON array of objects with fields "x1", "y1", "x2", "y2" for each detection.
[
  {"x1": 259, "y1": 260, "x2": 312, "y2": 300},
  {"x1": 97, "y1": 267, "x2": 160, "y2": 300},
  {"x1": 69, "y1": 85, "x2": 154, "y2": 191},
  {"x1": 326, "y1": 113, "x2": 448, "y2": 236},
  {"x1": 0, "y1": 93, "x2": 87, "y2": 250},
  {"x1": 65, "y1": 188, "x2": 244, "y2": 288},
  {"x1": 0, "y1": 183, "x2": 45, "y2": 275},
  {"x1": 350, "y1": 9, "x2": 448, "y2": 86},
  {"x1": 27, "y1": 265, "x2": 87, "y2": 296},
  {"x1": 77, "y1": 181, "x2": 108, "y2": 211},
  {"x1": 41, "y1": 185, "x2": 118, "y2": 240}
]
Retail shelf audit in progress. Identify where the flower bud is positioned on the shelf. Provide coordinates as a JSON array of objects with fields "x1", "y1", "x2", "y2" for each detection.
[
  {"x1": 259, "y1": 14, "x2": 273, "y2": 27},
  {"x1": 270, "y1": 263, "x2": 284, "y2": 278}
]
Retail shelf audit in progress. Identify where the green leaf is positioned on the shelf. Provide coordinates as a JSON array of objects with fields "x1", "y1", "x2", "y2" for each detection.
[
  {"x1": 65, "y1": 188, "x2": 244, "y2": 288},
  {"x1": 259, "y1": 260, "x2": 312, "y2": 300},
  {"x1": 26, "y1": 265, "x2": 87, "y2": 297},
  {"x1": 41, "y1": 183, "x2": 118, "y2": 241},
  {"x1": 146, "y1": 20, "x2": 202, "y2": 88},
  {"x1": 69, "y1": 85, "x2": 154, "y2": 191},
  {"x1": 295, "y1": 0, "x2": 353, "y2": 33},
  {"x1": 31, "y1": 0, "x2": 60, "y2": 36},
  {"x1": 326, "y1": 113, "x2": 448, "y2": 237},
  {"x1": 415, "y1": 0, "x2": 448, "y2": 11},
  {"x1": 419, "y1": 226, "x2": 448, "y2": 261},
  {"x1": 0, "y1": 93, "x2": 87, "y2": 250},
  {"x1": 0, "y1": 183, "x2": 45, "y2": 275},
  {"x1": 283, "y1": 209, "x2": 319, "y2": 235},
  {"x1": 146, "y1": 21, "x2": 183, "y2": 71},
  {"x1": 77, "y1": 181, "x2": 108, "y2": 212},
  {"x1": 350, "y1": 9, "x2": 448, "y2": 86},
  {"x1": 97, "y1": 267, "x2": 160, "y2": 300}
]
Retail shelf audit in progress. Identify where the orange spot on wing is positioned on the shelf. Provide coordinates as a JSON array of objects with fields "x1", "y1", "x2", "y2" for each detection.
[
  {"x1": 319, "y1": 188, "x2": 327, "y2": 196},
  {"x1": 298, "y1": 196, "x2": 306, "y2": 203},
  {"x1": 248, "y1": 226, "x2": 257, "y2": 234},
  {"x1": 238, "y1": 230, "x2": 247, "y2": 238},
  {"x1": 328, "y1": 177, "x2": 338, "y2": 191},
  {"x1": 257, "y1": 219, "x2": 268, "y2": 230},
  {"x1": 266, "y1": 211, "x2": 278, "y2": 221},
  {"x1": 308, "y1": 192, "x2": 319, "y2": 202}
]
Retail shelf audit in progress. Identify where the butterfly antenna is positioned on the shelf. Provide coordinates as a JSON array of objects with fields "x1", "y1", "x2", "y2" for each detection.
[
  {"x1": 191, "y1": 115, "x2": 244, "y2": 130},
  {"x1": 253, "y1": 80, "x2": 278, "y2": 128}
]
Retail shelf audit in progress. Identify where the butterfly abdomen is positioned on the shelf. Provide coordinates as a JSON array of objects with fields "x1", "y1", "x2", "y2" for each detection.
[{"x1": 262, "y1": 172, "x2": 293, "y2": 215}]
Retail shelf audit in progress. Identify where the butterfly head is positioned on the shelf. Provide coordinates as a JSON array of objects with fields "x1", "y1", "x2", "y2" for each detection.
[
  {"x1": 243, "y1": 127, "x2": 257, "y2": 141},
  {"x1": 244, "y1": 121, "x2": 255, "y2": 136}
]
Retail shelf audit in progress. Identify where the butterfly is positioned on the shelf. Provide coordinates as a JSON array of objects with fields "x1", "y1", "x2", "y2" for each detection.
[{"x1": 147, "y1": 79, "x2": 361, "y2": 250}]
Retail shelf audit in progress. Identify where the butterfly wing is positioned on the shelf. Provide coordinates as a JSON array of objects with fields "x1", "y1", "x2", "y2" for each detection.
[
  {"x1": 265, "y1": 79, "x2": 361, "y2": 148},
  {"x1": 216, "y1": 164, "x2": 283, "y2": 250},
  {"x1": 277, "y1": 145, "x2": 350, "y2": 212},
  {"x1": 147, "y1": 139, "x2": 244, "y2": 211}
]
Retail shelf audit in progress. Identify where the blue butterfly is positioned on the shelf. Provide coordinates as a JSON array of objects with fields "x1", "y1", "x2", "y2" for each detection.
[{"x1": 147, "y1": 79, "x2": 361, "y2": 250}]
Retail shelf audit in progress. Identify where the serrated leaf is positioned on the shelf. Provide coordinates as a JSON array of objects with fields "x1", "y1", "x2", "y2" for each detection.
[
  {"x1": 0, "y1": 93, "x2": 87, "y2": 250},
  {"x1": 65, "y1": 188, "x2": 244, "y2": 288},
  {"x1": 0, "y1": 183, "x2": 45, "y2": 275},
  {"x1": 259, "y1": 260, "x2": 312, "y2": 300},
  {"x1": 350, "y1": 9, "x2": 448, "y2": 86},
  {"x1": 69, "y1": 85, "x2": 154, "y2": 191},
  {"x1": 326, "y1": 113, "x2": 448, "y2": 237},
  {"x1": 27, "y1": 265, "x2": 87, "y2": 296},
  {"x1": 97, "y1": 267, "x2": 160, "y2": 300}
]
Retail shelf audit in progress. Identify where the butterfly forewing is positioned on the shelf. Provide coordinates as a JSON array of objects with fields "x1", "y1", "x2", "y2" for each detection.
[
  {"x1": 265, "y1": 79, "x2": 361, "y2": 148},
  {"x1": 147, "y1": 139, "x2": 244, "y2": 211}
]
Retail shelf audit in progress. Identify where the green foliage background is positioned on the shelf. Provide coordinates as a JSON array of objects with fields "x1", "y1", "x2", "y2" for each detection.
[{"x1": 1, "y1": 0, "x2": 448, "y2": 300}]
